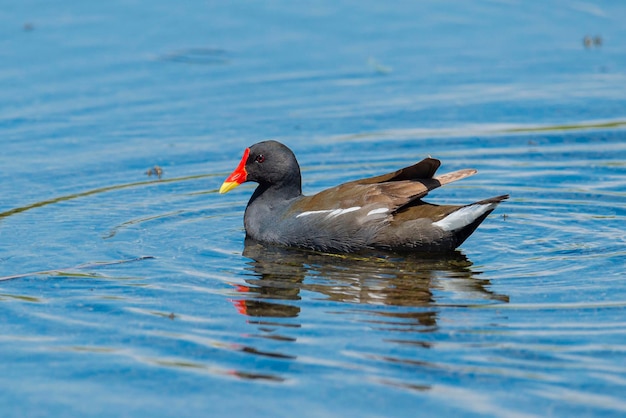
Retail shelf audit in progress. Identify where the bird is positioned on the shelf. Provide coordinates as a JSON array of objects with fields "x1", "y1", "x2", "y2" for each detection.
[{"x1": 219, "y1": 140, "x2": 508, "y2": 253}]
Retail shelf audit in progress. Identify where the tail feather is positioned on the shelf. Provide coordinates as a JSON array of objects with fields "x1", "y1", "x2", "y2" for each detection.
[
  {"x1": 473, "y1": 194, "x2": 510, "y2": 205},
  {"x1": 433, "y1": 195, "x2": 507, "y2": 232},
  {"x1": 432, "y1": 194, "x2": 508, "y2": 247},
  {"x1": 450, "y1": 194, "x2": 508, "y2": 247}
]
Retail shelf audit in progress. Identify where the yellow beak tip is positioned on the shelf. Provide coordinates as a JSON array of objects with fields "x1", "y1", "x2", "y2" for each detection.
[{"x1": 219, "y1": 181, "x2": 240, "y2": 194}]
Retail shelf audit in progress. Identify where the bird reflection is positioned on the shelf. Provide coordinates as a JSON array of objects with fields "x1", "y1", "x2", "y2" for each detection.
[{"x1": 233, "y1": 238, "x2": 508, "y2": 329}]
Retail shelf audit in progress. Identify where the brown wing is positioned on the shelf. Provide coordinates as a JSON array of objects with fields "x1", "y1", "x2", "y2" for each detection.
[
  {"x1": 346, "y1": 157, "x2": 441, "y2": 185},
  {"x1": 289, "y1": 158, "x2": 477, "y2": 214}
]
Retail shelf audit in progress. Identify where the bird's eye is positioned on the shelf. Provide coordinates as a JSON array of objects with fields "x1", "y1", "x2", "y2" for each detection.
[{"x1": 255, "y1": 154, "x2": 265, "y2": 163}]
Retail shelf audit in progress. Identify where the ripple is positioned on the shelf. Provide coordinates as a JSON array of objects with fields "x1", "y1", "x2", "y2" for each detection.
[
  {"x1": 157, "y1": 48, "x2": 230, "y2": 65},
  {"x1": 147, "y1": 357, "x2": 285, "y2": 382},
  {"x1": 323, "y1": 119, "x2": 626, "y2": 142},
  {"x1": 0, "y1": 174, "x2": 217, "y2": 221},
  {"x1": 478, "y1": 301, "x2": 626, "y2": 310},
  {"x1": 0, "y1": 293, "x2": 44, "y2": 303},
  {"x1": 531, "y1": 386, "x2": 626, "y2": 413},
  {"x1": 0, "y1": 256, "x2": 155, "y2": 282}
]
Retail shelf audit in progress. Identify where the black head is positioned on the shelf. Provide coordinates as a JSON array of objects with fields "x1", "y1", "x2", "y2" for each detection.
[
  {"x1": 220, "y1": 140, "x2": 302, "y2": 196},
  {"x1": 245, "y1": 141, "x2": 301, "y2": 187}
]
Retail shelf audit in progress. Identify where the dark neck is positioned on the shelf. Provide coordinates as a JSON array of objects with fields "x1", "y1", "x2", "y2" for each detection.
[{"x1": 248, "y1": 176, "x2": 302, "y2": 207}]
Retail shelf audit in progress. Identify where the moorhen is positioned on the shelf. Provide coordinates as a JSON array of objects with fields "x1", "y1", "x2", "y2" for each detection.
[{"x1": 220, "y1": 140, "x2": 508, "y2": 252}]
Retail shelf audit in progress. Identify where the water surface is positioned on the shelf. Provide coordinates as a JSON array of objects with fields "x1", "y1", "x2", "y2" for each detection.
[{"x1": 1, "y1": 1, "x2": 626, "y2": 417}]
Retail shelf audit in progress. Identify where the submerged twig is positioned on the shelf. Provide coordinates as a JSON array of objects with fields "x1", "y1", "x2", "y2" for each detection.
[{"x1": 0, "y1": 256, "x2": 155, "y2": 282}]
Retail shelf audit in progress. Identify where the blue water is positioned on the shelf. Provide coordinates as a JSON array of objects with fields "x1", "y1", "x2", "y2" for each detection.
[{"x1": 2, "y1": 1, "x2": 626, "y2": 416}]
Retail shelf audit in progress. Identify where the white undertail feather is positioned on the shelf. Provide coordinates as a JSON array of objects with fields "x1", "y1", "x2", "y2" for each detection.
[{"x1": 432, "y1": 203, "x2": 497, "y2": 232}]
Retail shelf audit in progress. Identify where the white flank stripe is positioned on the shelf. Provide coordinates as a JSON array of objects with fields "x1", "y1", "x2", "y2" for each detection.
[
  {"x1": 367, "y1": 208, "x2": 389, "y2": 217},
  {"x1": 296, "y1": 209, "x2": 333, "y2": 218},
  {"x1": 327, "y1": 206, "x2": 361, "y2": 218},
  {"x1": 432, "y1": 203, "x2": 496, "y2": 232},
  {"x1": 296, "y1": 206, "x2": 361, "y2": 219}
]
